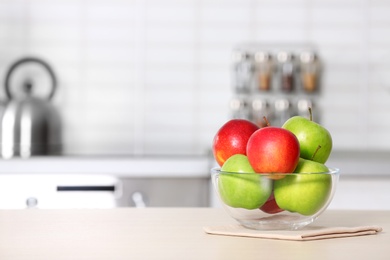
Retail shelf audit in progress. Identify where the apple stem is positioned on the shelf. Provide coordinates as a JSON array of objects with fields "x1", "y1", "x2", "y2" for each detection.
[
  {"x1": 308, "y1": 107, "x2": 313, "y2": 121},
  {"x1": 311, "y1": 145, "x2": 321, "y2": 160},
  {"x1": 263, "y1": 116, "x2": 271, "y2": 126}
]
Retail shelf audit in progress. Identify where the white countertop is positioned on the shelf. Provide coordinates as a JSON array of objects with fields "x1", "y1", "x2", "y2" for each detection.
[
  {"x1": 0, "y1": 150, "x2": 389, "y2": 178},
  {"x1": 0, "y1": 155, "x2": 211, "y2": 178},
  {"x1": 0, "y1": 208, "x2": 388, "y2": 260}
]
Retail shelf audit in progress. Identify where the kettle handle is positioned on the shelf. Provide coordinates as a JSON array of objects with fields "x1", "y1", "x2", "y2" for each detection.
[{"x1": 4, "y1": 57, "x2": 57, "y2": 100}]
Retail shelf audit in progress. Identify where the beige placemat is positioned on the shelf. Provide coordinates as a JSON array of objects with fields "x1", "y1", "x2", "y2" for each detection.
[{"x1": 204, "y1": 224, "x2": 382, "y2": 241}]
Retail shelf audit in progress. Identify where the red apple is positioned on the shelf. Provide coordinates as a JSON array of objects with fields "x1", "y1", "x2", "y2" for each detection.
[
  {"x1": 212, "y1": 119, "x2": 259, "y2": 167},
  {"x1": 246, "y1": 126, "x2": 300, "y2": 178},
  {"x1": 259, "y1": 192, "x2": 284, "y2": 214}
]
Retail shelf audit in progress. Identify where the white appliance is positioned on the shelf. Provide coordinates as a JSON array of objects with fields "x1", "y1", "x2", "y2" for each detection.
[{"x1": 0, "y1": 174, "x2": 120, "y2": 209}]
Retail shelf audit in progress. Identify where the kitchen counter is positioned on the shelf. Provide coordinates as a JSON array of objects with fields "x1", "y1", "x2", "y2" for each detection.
[
  {"x1": 1, "y1": 150, "x2": 390, "y2": 177},
  {"x1": 0, "y1": 208, "x2": 388, "y2": 259},
  {"x1": 0, "y1": 155, "x2": 210, "y2": 177}
]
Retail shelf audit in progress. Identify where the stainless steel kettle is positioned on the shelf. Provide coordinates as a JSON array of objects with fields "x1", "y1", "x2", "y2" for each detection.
[{"x1": 1, "y1": 57, "x2": 62, "y2": 158}]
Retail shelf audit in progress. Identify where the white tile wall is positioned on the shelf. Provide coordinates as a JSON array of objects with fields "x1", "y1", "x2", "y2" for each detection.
[{"x1": 0, "y1": 0, "x2": 390, "y2": 155}]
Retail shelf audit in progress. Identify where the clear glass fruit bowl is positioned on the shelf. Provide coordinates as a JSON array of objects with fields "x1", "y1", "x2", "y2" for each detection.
[{"x1": 211, "y1": 167, "x2": 340, "y2": 230}]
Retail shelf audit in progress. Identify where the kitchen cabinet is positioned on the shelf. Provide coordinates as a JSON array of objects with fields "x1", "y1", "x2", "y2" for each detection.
[
  {"x1": 330, "y1": 176, "x2": 390, "y2": 210},
  {"x1": 325, "y1": 150, "x2": 390, "y2": 210},
  {"x1": 0, "y1": 174, "x2": 211, "y2": 209},
  {"x1": 0, "y1": 156, "x2": 211, "y2": 208},
  {"x1": 117, "y1": 177, "x2": 209, "y2": 207}
]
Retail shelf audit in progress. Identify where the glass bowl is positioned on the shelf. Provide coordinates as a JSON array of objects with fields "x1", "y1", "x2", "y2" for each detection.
[{"x1": 211, "y1": 167, "x2": 340, "y2": 230}]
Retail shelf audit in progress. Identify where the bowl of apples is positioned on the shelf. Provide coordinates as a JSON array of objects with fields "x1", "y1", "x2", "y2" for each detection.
[{"x1": 211, "y1": 110, "x2": 340, "y2": 230}]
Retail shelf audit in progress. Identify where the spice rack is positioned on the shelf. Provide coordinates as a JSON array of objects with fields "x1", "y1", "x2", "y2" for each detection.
[{"x1": 230, "y1": 43, "x2": 322, "y2": 127}]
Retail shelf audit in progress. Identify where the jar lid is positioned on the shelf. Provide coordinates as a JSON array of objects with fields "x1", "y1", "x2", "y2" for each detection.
[
  {"x1": 252, "y1": 99, "x2": 268, "y2": 111},
  {"x1": 232, "y1": 50, "x2": 252, "y2": 63},
  {"x1": 274, "y1": 99, "x2": 290, "y2": 111},
  {"x1": 300, "y1": 51, "x2": 317, "y2": 63},
  {"x1": 254, "y1": 52, "x2": 272, "y2": 63},
  {"x1": 277, "y1": 51, "x2": 294, "y2": 63}
]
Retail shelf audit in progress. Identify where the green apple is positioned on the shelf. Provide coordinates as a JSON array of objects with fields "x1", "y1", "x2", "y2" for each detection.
[
  {"x1": 218, "y1": 154, "x2": 272, "y2": 210},
  {"x1": 282, "y1": 108, "x2": 332, "y2": 164},
  {"x1": 273, "y1": 158, "x2": 332, "y2": 216}
]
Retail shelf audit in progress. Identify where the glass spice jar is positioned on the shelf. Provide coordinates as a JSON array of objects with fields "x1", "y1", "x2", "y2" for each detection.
[
  {"x1": 300, "y1": 51, "x2": 320, "y2": 93},
  {"x1": 254, "y1": 51, "x2": 273, "y2": 92},
  {"x1": 277, "y1": 51, "x2": 295, "y2": 93},
  {"x1": 232, "y1": 51, "x2": 254, "y2": 94}
]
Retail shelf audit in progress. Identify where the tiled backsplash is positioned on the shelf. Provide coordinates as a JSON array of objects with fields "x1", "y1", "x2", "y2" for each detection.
[{"x1": 0, "y1": 0, "x2": 390, "y2": 156}]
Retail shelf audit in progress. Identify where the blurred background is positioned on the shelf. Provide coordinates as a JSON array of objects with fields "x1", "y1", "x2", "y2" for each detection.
[
  {"x1": 0, "y1": 0, "x2": 389, "y2": 209},
  {"x1": 1, "y1": 0, "x2": 389, "y2": 156}
]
